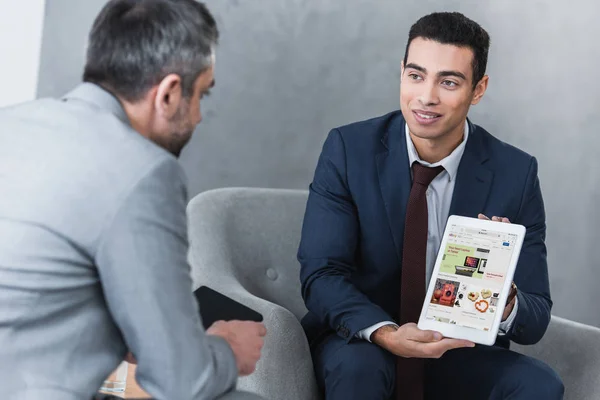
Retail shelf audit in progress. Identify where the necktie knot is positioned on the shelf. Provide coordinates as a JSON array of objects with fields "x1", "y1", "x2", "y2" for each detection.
[{"x1": 411, "y1": 162, "x2": 444, "y2": 187}]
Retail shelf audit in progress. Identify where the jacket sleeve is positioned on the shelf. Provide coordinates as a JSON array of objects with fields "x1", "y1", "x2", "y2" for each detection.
[
  {"x1": 298, "y1": 129, "x2": 394, "y2": 342},
  {"x1": 95, "y1": 157, "x2": 238, "y2": 399},
  {"x1": 507, "y1": 156, "x2": 553, "y2": 345}
]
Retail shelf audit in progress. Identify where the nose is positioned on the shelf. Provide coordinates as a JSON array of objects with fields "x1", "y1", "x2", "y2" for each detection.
[{"x1": 418, "y1": 80, "x2": 440, "y2": 106}]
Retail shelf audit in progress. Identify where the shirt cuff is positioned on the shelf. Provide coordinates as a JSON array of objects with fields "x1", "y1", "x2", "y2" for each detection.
[
  {"x1": 498, "y1": 296, "x2": 519, "y2": 336},
  {"x1": 356, "y1": 321, "x2": 399, "y2": 342}
]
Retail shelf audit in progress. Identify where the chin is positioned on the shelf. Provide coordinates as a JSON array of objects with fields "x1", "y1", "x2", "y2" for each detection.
[
  {"x1": 168, "y1": 131, "x2": 193, "y2": 157},
  {"x1": 405, "y1": 122, "x2": 446, "y2": 141}
]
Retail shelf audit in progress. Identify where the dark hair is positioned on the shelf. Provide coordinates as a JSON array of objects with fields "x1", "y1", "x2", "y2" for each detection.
[
  {"x1": 83, "y1": 0, "x2": 218, "y2": 102},
  {"x1": 403, "y1": 12, "x2": 490, "y2": 89}
]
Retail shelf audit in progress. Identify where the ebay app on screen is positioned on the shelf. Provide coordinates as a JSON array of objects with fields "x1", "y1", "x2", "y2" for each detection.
[{"x1": 424, "y1": 223, "x2": 519, "y2": 331}]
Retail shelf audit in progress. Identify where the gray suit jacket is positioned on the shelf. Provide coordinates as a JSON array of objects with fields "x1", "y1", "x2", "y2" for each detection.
[{"x1": 0, "y1": 83, "x2": 238, "y2": 400}]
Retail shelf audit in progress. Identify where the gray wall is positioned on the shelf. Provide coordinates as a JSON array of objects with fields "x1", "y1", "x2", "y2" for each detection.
[{"x1": 38, "y1": 0, "x2": 599, "y2": 328}]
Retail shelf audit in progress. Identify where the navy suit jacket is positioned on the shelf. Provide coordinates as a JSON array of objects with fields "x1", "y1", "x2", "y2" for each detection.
[{"x1": 298, "y1": 111, "x2": 552, "y2": 350}]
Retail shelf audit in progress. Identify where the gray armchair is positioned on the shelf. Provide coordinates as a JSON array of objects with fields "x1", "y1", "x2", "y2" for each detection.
[
  {"x1": 187, "y1": 187, "x2": 600, "y2": 400},
  {"x1": 187, "y1": 187, "x2": 319, "y2": 400},
  {"x1": 512, "y1": 317, "x2": 600, "y2": 400}
]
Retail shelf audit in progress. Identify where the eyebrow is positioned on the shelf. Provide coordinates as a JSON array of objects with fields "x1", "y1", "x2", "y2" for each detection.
[{"x1": 405, "y1": 63, "x2": 467, "y2": 81}]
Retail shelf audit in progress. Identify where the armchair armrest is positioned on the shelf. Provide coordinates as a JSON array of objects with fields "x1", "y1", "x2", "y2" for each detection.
[
  {"x1": 512, "y1": 315, "x2": 600, "y2": 400},
  {"x1": 192, "y1": 275, "x2": 319, "y2": 400}
]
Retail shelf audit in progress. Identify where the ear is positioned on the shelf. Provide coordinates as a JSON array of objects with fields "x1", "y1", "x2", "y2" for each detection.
[
  {"x1": 471, "y1": 75, "x2": 489, "y2": 105},
  {"x1": 154, "y1": 74, "x2": 183, "y2": 119}
]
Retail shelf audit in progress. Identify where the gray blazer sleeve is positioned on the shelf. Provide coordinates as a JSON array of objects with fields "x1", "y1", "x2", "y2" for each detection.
[{"x1": 95, "y1": 156, "x2": 238, "y2": 399}]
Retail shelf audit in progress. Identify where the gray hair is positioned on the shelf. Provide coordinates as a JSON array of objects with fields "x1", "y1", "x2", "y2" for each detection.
[{"x1": 83, "y1": 0, "x2": 218, "y2": 101}]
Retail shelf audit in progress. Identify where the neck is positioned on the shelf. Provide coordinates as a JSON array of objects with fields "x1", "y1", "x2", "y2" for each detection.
[
  {"x1": 410, "y1": 121, "x2": 465, "y2": 164},
  {"x1": 120, "y1": 98, "x2": 153, "y2": 139},
  {"x1": 95, "y1": 83, "x2": 154, "y2": 139}
]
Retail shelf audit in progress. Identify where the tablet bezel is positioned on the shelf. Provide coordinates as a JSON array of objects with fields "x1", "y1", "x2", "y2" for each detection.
[{"x1": 417, "y1": 215, "x2": 526, "y2": 345}]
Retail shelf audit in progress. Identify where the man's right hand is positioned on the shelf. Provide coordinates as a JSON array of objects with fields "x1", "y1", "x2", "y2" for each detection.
[
  {"x1": 371, "y1": 323, "x2": 474, "y2": 358},
  {"x1": 206, "y1": 320, "x2": 267, "y2": 376}
]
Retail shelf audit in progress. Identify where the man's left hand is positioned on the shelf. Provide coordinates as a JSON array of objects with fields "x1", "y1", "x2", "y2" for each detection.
[{"x1": 478, "y1": 214, "x2": 517, "y2": 321}]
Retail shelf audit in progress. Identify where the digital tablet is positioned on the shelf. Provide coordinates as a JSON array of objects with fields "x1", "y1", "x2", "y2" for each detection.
[
  {"x1": 417, "y1": 215, "x2": 525, "y2": 345},
  {"x1": 194, "y1": 286, "x2": 263, "y2": 330}
]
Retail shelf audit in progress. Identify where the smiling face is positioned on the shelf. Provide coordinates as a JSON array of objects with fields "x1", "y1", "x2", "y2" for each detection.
[{"x1": 400, "y1": 37, "x2": 488, "y2": 144}]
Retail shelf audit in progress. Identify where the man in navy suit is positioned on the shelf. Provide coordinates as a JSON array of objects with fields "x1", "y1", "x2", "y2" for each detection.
[{"x1": 298, "y1": 12, "x2": 564, "y2": 400}]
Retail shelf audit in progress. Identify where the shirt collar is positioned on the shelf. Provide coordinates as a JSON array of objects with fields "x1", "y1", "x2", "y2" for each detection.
[{"x1": 405, "y1": 120, "x2": 469, "y2": 182}]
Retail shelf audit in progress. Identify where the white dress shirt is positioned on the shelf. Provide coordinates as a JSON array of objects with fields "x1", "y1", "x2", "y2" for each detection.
[{"x1": 357, "y1": 121, "x2": 518, "y2": 342}]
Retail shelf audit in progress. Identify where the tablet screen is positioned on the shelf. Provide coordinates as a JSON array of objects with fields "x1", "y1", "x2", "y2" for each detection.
[{"x1": 424, "y1": 222, "x2": 520, "y2": 332}]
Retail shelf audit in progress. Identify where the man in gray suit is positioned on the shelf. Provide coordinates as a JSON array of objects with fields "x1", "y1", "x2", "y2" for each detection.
[{"x1": 0, "y1": 1, "x2": 266, "y2": 399}]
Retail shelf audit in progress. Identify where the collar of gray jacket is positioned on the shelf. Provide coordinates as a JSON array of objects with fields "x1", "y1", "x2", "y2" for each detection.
[{"x1": 62, "y1": 83, "x2": 130, "y2": 127}]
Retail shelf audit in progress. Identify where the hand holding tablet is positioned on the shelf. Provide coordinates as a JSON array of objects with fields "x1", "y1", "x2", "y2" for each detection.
[
  {"x1": 194, "y1": 286, "x2": 266, "y2": 375},
  {"x1": 370, "y1": 322, "x2": 475, "y2": 360}
]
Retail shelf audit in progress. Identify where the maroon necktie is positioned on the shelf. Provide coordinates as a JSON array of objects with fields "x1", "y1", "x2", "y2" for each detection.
[{"x1": 396, "y1": 162, "x2": 444, "y2": 400}]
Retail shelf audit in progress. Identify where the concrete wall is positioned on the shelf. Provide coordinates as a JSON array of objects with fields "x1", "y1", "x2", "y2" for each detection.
[
  {"x1": 0, "y1": 0, "x2": 46, "y2": 107},
  {"x1": 37, "y1": 0, "x2": 600, "y2": 328}
]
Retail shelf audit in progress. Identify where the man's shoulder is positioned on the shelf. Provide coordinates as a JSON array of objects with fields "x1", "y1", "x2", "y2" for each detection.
[
  {"x1": 472, "y1": 123, "x2": 536, "y2": 168},
  {"x1": 0, "y1": 95, "x2": 181, "y2": 203},
  {"x1": 35, "y1": 94, "x2": 174, "y2": 174},
  {"x1": 333, "y1": 110, "x2": 403, "y2": 138},
  {"x1": 325, "y1": 110, "x2": 404, "y2": 155}
]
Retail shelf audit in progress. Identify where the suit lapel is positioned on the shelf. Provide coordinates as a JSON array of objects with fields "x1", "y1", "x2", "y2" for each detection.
[
  {"x1": 449, "y1": 121, "x2": 494, "y2": 218},
  {"x1": 376, "y1": 117, "x2": 411, "y2": 263}
]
